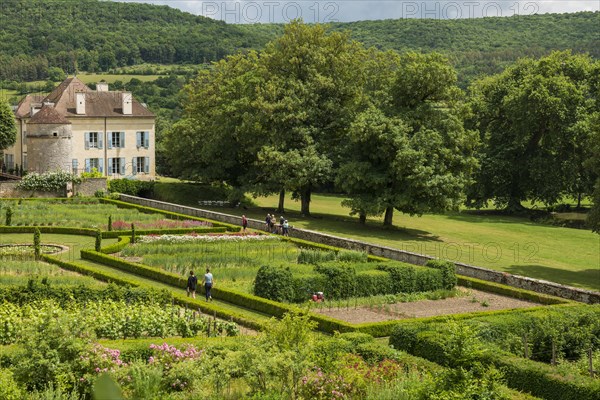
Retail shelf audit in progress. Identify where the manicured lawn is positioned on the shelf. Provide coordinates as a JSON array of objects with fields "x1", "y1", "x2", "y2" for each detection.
[
  {"x1": 230, "y1": 193, "x2": 600, "y2": 291},
  {"x1": 0, "y1": 233, "x2": 117, "y2": 263}
]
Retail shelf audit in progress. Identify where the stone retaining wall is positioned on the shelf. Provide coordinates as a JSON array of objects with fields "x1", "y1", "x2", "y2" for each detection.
[
  {"x1": 0, "y1": 181, "x2": 64, "y2": 198},
  {"x1": 119, "y1": 194, "x2": 600, "y2": 304},
  {"x1": 74, "y1": 178, "x2": 107, "y2": 197}
]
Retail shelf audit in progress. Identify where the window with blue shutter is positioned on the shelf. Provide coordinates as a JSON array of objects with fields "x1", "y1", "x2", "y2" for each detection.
[
  {"x1": 120, "y1": 132, "x2": 125, "y2": 148},
  {"x1": 120, "y1": 157, "x2": 125, "y2": 175},
  {"x1": 136, "y1": 132, "x2": 142, "y2": 148},
  {"x1": 84, "y1": 133, "x2": 89, "y2": 150},
  {"x1": 98, "y1": 158, "x2": 104, "y2": 173},
  {"x1": 144, "y1": 157, "x2": 150, "y2": 173},
  {"x1": 144, "y1": 132, "x2": 149, "y2": 148},
  {"x1": 98, "y1": 133, "x2": 103, "y2": 149},
  {"x1": 85, "y1": 159, "x2": 91, "y2": 173},
  {"x1": 132, "y1": 157, "x2": 137, "y2": 174},
  {"x1": 108, "y1": 158, "x2": 113, "y2": 174},
  {"x1": 72, "y1": 159, "x2": 78, "y2": 174},
  {"x1": 107, "y1": 134, "x2": 113, "y2": 149}
]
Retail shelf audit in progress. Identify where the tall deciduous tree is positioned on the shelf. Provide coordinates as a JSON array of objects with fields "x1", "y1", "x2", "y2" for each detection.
[
  {"x1": 338, "y1": 52, "x2": 478, "y2": 226},
  {"x1": 0, "y1": 97, "x2": 17, "y2": 153},
  {"x1": 468, "y1": 51, "x2": 599, "y2": 211}
]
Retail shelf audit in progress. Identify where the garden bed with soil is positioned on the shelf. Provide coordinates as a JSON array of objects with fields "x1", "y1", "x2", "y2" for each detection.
[{"x1": 312, "y1": 287, "x2": 541, "y2": 324}]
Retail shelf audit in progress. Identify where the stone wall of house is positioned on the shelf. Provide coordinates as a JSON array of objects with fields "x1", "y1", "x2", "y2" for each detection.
[
  {"x1": 119, "y1": 194, "x2": 600, "y2": 304},
  {"x1": 0, "y1": 181, "x2": 64, "y2": 198},
  {"x1": 74, "y1": 178, "x2": 107, "y2": 197}
]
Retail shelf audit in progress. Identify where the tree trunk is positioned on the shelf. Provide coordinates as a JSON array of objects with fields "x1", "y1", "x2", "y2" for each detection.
[
  {"x1": 577, "y1": 192, "x2": 582, "y2": 210},
  {"x1": 383, "y1": 206, "x2": 394, "y2": 227},
  {"x1": 507, "y1": 197, "x2": 526, "y2": 213},
  {"x1": 359, "y1": 212, "x2": 366, "y2": 225},
  {"x1": 277, "y1": 189, "x2": 285, "y2": 213},
  {"x1": 300, "y1": 187, "x2": 311, "y2": 217}
]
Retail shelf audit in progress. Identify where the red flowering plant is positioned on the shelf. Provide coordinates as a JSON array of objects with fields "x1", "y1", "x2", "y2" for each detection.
[{"x1": 76, "y1": 344, "x2": 127, "y2": 386}]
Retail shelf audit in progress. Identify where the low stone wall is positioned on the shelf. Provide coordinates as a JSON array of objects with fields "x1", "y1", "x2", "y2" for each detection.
[
  {"x1": 119, "y1": 194, "x2": 600, "y2": 304},
  {"x1": 0, "y1": 181, "x2": 63, "y2": 198},
  {"x1": 74, "y1": 178, "x2": 107, "y2": 197}
]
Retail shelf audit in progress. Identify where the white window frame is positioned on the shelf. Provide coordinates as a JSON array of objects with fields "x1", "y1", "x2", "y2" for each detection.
[{"x1": 108, "y1": 132, "x2": 125, "y2": 149}]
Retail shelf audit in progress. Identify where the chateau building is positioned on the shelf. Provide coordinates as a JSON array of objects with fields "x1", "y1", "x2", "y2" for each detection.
[{"x1": 3, "y1": 77, "x2": 155, "y2": 179}]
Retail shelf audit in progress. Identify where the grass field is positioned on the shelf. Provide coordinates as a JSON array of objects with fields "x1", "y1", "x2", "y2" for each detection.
[
  {"x1": 75, "y1": 73, "x2": 162, "y2": 84},
  {"x1": 219, "y1": 193, "x2": 600, "y2": 291}
]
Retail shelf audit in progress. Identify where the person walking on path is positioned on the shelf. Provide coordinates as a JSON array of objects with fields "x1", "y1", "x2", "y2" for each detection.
[
  {"x1": 242, "y1": 215, "x2": 248, "y2": 232},
  {"x1": 202, "y1": 268, "x2": 214, "y2": 301},
  {"x1": 186, "y1": 270, "x2": 198, "y2": 299}
]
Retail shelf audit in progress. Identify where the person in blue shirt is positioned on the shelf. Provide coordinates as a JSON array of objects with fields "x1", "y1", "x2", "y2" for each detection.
[{"x1": 202, "y1": 268, "x2": 214, "y2": 301}]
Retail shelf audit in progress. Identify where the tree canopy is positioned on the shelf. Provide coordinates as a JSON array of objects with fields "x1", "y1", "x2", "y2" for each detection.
[
  {"x1": 0, "y1": 97, "x2": 17, "y2": 151},
  {"x1": 467, "y1": 51, "x2": 600, "y2": 210}
]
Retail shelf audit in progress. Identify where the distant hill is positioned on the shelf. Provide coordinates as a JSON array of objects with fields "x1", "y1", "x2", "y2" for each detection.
[{"x1": 0, "y1": 0, "x2": 598, "y2": 87}]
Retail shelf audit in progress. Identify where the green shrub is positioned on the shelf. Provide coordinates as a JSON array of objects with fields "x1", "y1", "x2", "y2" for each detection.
[
  {"x1": 95, "y1": 229, "x2": 102, "y2": 252},
  {"x1": 426, "y1": 260, "x2": 457, "y2": 290},
  {"x1": 314, "y1": 263, "x2": 357, "y2": 300},
  {"x1": 5, "y1": 206, "x2": 12, "y2": 226},
  {"x1": 33, "y1": 228, "x2": 41, "y2": 260},
  {"x1": 108, "y1": 179, "x2": 155, "y2": 197},
  {"x1": 16, "y1": 171, "x2": 81, "y2": 192},
  {"x1": 297, "y1": 249, "x2": 336, "y2": 264},
  {"x1": 0, "y1": 369, "x2": 23, "y2": 400},
  {"x1": 253, "y1": 265, "x2": 295, "y2": 302},
  {"x1": 337, "y1": 250, "x2": 368, "y2": 263}
]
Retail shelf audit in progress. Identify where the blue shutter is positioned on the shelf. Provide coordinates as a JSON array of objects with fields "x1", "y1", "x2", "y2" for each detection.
[
  {"x1": 144, "y1": 157, "x2": 150, "y2": 174},
  {"x1": 120, "y1": 157, "x2": 125, "y2": 175},
  {"x1": 136, "y1": 132, "x2": 142, "y2": 148},
  {"x1": 85, "y1": 159, "x2": 91, "y2": 173},
  {"x1": 132, "y1": 157, "x2": 137, "y2": 175},
  {"x1": 98, "y1": 133, "x2": 103, "y2": 149},
  {"x1": 108, "y1": 158, "x2": 113, "y2": 174},
  {"x1": 98, "y1": 158, "x2": 104, "y2": 173},
  {"x1": 107, "y1": 133, "x2": 113, "y2": 149},
  {"x1": 84, "y1": 132, "x2": 89, "y2": 150},
  {"x1": 120, "y1": 132, "x2": 125, "y2": 148},
  {"x1": 144, "y1": 131, "x2": 149, "y2": 148}
]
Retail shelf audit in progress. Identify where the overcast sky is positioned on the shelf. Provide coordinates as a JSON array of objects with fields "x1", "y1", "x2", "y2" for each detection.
[{"x1": 117, "y1": 0, "x2": 600, "y2": 23}]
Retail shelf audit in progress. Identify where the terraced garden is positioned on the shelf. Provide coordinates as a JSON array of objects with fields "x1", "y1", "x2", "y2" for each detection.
[{"x1": 0, "y1": 197, "x2": 598, "y2": 399}]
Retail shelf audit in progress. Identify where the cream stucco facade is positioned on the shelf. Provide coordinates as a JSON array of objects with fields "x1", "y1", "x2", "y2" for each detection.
[{"x1": 3, "y1": 77, "x2": 156, "y2": 180}]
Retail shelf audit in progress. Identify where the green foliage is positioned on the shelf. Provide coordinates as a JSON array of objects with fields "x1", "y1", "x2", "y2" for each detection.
[
  {"x1": 5, "y1": 206, "x2": 12, "y2": 226},
  {"x1": 0, "y1": 96, "x2": 17, "y2": 150},
  {"x1": 80, "y1": 168, "x2": 103, "y2": 179},
  {"x1": 16, "y1": 171, "x2": 81, "y2": 193},
  {"x1": 131, "y1": 223, "x2": 136, "y2": 244},
  {"x1": 108, "y1": 215, "x2": 112, "y2": 231},
  {"x1": 108, "y1": 179, "x2": 155, "y2": 197},
  {"x1": 314, "y1": 264, "x2": 357, "y2": 300},
  {"x1": 95, "y1": 229, "x2": 102, "y2": 252},
  {"x1": 297, "y1": 249, "x2": 336, "y2": 264},
  {"x1": 468, "y1": 51, "x2": 599, "y2": 209},
  {"x1": 253, "y1": 265, "x2": 295, "y2": 302},
  {"x1": 33, "y1": 227, "x2": 41, "y2": 260},
  {"x1": 0, "y1": 369, "x2": 22, "y2": 400},
  {"x1": 426, "y1": 260, "x2": 458, "y2": 290}
]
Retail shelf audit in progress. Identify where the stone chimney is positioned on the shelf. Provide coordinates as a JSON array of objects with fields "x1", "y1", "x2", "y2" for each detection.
[
  {"x1": 96, "y1": 82, "x2": 109, "y2": 92},
  {"x1": 122, "y1": 92, "x2": 132, "y2": 115},
  {"x1": 76, "y1": 92, "x2": 86, "y2": 115}
]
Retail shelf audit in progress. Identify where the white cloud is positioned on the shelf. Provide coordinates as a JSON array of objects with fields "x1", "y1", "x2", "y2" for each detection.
[{"x1": 115, "y1": 1, "x2": 600, "y2": 23}]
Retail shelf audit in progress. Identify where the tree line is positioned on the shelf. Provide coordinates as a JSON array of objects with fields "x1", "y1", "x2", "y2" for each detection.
[
  {"x1": 163, "y1": 22, "x2": 600, "y2": 230},
  {"x1": 0, "y1": 0, "x2": 597, "y2": 88}
]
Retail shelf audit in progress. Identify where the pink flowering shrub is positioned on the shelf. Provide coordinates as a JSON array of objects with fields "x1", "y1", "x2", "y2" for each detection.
[
  {"x1": 148, "y1": 343, "x2": 202, "y2": 371},
  {"x1": 299, "y1": 355, "x2": 404, "y2": 399},
  {"x1": 77, "y1": 344, "x2": 127, "y2": 386}
]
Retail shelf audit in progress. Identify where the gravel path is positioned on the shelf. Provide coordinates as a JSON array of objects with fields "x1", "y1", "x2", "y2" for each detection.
[{"x1": 312, "y1": 287, "x2": 541, "y2": 324}]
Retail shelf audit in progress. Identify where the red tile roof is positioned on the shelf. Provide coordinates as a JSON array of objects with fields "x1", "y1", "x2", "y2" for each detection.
[{"x1": 28, "y1": 104, "x2": 72, "y2": 125}]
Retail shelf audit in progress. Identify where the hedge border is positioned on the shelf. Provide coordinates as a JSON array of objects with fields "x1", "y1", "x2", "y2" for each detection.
[
  {"x1": 281, "y1": 236, "x2": 571, "y2": 306},
  {"x1": 79, "y1": 249, "x2": 356, "y2": 334},
  {"x1": 102, "y1": 227, "x2": 228, "y2": 238},
  {"x1": 98, "y1": 198, "x2": 241, "y2": 232},
  {"x1": 388, "y1": 319, "x2": 600, "y2": 400}
]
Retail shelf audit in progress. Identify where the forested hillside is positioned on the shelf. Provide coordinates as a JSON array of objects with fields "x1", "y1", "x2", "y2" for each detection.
[
  {"x1": 0, "y1": 0, "x2": 278, "y2": 80},
  {"x1": 0, "y1": 0, "x2": 598, "y2": 87}
]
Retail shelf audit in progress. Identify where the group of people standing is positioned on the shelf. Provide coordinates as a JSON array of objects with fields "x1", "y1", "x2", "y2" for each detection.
[
  {"x1": 186, "y1": 269, "x2": 213, "y2": 301},
  {"x1": 265, "y1": 213, "x2": 290, "y2": 236}
]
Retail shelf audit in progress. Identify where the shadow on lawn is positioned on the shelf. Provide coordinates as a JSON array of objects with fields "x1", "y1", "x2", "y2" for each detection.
[
  {"x1": 505, "y1": 264, "x2": 600, "y2": 292},
  {"x1": 278, "y1": 211, "x2": 443, "y2": 243}
]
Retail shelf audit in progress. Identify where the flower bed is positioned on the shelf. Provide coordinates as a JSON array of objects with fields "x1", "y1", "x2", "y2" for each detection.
[
  {"x1": 111, "y1": 219, "x2": 212, "y2": 230},
  {"x1": 138, "y1": 232, "x2": 279, "y2": 243}
]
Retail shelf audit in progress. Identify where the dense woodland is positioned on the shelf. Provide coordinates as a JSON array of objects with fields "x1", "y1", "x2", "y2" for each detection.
[{"x1": 0, "y1": 0, "x2": 598, "y2": 87}]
